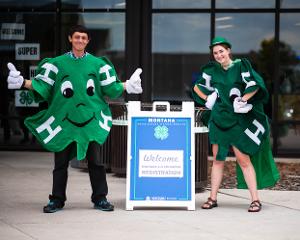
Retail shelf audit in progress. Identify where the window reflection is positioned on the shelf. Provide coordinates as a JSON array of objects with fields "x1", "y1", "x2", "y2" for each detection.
[
  {"x1": 0, "y1": 0, "x2": 56, "y2": 9},
  {"x1": 216, "y1": 13, "x2": 274, "y2": 53},
  {"x1": 153, "y1": 0, "x2": 210, "y2": 9},
  {"x1": 61, "y1": 0, "x2": 125, "y2": 9},
  {"x1": 279, "y1": 13, "x2": 300, "y2": 121},
  {"x1": 0, "y1": 13, "x2": 56, "y2": 148},
  {"x1": 152, "y1": 14, "x2": 210, "y2": 101},
  {"x1": 280, "y1": 0, "x2": 300, "y2": 8},
  {"x1": 216, "y1": 13, "x2": 275, "y2": 118},
  {"x1": 61, "y1": 13, "x2": 126, "y2": 80},
  {"x1": 216, "y1": 0, "x2": 275, "y2": 8},
  {"x1": 278, "y1": 124, "x2": 300, "y2": 151}
]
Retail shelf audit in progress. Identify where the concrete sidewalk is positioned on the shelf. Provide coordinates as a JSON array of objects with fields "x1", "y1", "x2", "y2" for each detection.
[{"x1": 0, "y1": 151, "x2": 299, "y2": 240}]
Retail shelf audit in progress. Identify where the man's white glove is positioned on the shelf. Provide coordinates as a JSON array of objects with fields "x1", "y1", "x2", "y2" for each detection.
[
  {"x1": 233, "y1": 97, "x2": 253, "y2": 113},
  {"x1": 205, "y1": 91, "x2": 218, "y2": 110},
  {"x1": 7, "y1": 62, "x2": 24, "y2": 89},
  {"x1": 125, "y1": 68, "x2": 143, "y2": 94}
]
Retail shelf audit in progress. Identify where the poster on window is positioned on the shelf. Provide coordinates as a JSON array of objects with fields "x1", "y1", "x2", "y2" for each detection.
[
  {"x1": 1, "y1": 23, "x2": 25, "y2": 40},
  {"x1": 126, "y1": 101, "x2": 195, "y2": 210},
  {"x1": 15, "y1": 43, "x2": 40, "y2": 60},
  {"x1": 29, "y1": 65, "x2": 38, "y2": 79},
  {"x1": 15, "y1": 90, "x2": 39, "y2": 107}
]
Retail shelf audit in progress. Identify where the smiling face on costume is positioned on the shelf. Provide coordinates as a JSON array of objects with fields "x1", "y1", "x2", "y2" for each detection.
[
  {"x1": 212, "y1": 44, "x2": 232, "y2": 67},
  {"x1": 60, "y1": 74, "x2": 97, "y2": 128}
]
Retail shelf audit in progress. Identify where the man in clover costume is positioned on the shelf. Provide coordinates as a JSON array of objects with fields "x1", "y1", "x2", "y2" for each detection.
[
  {"x1": 192, "y1": 37, "x2": 279, "y2": 212},
  {"x1": 7, "y1": 25, "x2": 142, "y2": 213}
]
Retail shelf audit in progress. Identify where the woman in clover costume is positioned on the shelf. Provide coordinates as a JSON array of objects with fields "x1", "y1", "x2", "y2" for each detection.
[
  {"x1": 192, "y1": 37, "x2": 280, "y2": 212},
  {"x1": 7, "y1": 25, "x2": 142, "y2": 213}
]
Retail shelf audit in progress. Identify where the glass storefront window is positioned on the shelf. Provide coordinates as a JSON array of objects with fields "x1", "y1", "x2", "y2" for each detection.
[
  {"x1": 279, "y1": 13, "x2": 300, "y2": 121},
  {"x1": 277, "y1": 124, "x2": 300, "y2": 152},
  {"x1": 61, "y1": 13, "x2": 126, "y2": 80},
  {"x1": 153, "y1": 0, "x2": 210, "y2": 9},
  {"x1": 62, "y1": 0, "x2": 125, "y2": 9},
  {"x1": 0, "y1": 0, "x2": 56, "y2": 9},
  {"x1": 280, "y1": 0, "x2": 300, "y2": 8},
  {"x1": 216, "y1": 0, "x2": 275, "y2": 8},
  {"x1": 215, "y1": 13, "x2": 274, "y2": 54},
  {"x1": 0, "y1": 13, "x2": 56, "y2": 148},
  {"x1": 215, "y1": 13, "x2": 275, "y2": 119},
  {"x1": 152, "y1": 13, "x2": 210, "y2": 101}
]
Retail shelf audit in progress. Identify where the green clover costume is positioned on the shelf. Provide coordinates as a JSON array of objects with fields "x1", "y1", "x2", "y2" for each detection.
[
  {"x1": 25, "y1": 53, "x2": 124, "y2": 160},
  {"x1": 192, "y1": 58, "x2": 280, "y2": 189}
]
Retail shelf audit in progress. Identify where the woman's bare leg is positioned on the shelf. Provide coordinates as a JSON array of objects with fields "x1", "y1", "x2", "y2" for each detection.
[
  {"x1": 202, "y1": 144, "x2": 224, "y2": 208},
  {"x1": 232, "y1": 146, "x2": 260, "y2": 211}
]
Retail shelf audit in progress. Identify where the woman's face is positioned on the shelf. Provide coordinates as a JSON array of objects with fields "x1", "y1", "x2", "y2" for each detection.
[{"x1": 212, "y1": 45, "x2": 231, "y2": 66}]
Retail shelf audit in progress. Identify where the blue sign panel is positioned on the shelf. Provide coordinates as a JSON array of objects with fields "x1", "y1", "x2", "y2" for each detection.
[{"x1": 130, "y1": 117, "x2": 192, "y2": 201}]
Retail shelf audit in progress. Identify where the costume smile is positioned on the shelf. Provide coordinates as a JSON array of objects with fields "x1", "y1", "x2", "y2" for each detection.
[{"x1": 63, "y1": 112, "x2": 96, "y2": 127}]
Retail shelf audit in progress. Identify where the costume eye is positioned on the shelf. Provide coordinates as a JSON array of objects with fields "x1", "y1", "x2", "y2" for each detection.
[
  {"x1": 61, "y1": 81, "x2": 74, "y2": 98},
  {"x1": 86, "y1": 79, "x2": 95, "y2": 96}
]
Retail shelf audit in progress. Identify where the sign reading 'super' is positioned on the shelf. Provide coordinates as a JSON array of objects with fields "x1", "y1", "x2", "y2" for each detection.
[
  {"x1": 15, "y1": 43, "x2": 40, "y2": 60},
  {"x1": 126, "y1": 101, "x2": 195, "y2": 210}
]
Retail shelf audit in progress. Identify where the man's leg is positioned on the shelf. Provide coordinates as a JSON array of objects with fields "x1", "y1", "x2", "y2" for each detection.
[
  {"x1": 44, "y1": 143, "x2": 74, "y2": 213},
  {"x1": 86, "y1": 142, "x2": 113, "y2": 211}
]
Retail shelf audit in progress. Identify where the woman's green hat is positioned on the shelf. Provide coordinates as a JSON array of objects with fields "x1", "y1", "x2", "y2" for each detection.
[{"x1": 210, "y1": 37, "x2": 232, "y2": 49}]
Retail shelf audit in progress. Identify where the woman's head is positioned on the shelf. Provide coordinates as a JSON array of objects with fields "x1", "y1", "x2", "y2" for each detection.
[{"x1": 210, "y1": 37, "x2": 232, "y2": 67}]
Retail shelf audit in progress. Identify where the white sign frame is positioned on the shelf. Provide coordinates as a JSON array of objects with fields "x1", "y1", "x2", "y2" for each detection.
[{"x1": 126, "y1": 101, "x2": 195, "y2": 210}]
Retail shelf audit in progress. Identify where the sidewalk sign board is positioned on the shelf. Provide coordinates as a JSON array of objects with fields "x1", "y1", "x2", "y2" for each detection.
[{"x1": 126, "y1": 101, "x2": 195, "y2": 210}]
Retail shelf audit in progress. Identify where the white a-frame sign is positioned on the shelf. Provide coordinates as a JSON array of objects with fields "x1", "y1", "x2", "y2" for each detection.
[{"x1": 126, "y1": 101, "x2": 195, "y2": 210}]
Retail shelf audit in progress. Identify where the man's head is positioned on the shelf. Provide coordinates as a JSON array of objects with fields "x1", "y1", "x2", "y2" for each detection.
[
  {"x1": 68, "y1": 25, "x2": 90, "y2": 54},
  {"x1": 68, "y1": 25, "x2": 90, "y2": 39}
]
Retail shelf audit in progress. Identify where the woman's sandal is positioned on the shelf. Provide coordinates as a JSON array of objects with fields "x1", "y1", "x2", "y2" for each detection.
[
  {"x1": 248, "y1": 200, "x2": 262, "y2": 212},
  {"x1": 201, "y1": 197, "x2": 218, "y2": 209}
]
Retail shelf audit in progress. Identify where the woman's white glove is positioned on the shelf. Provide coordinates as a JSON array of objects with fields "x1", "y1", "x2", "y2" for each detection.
[
  {"x1": 7, "y1": 62, "x2": 24, "y2": 89},
  {"x1": 233, "y1": 97, "x2": 253, "y2": 113},
  {"x1": 205, "y1": 91, "x2": 218, "y2": 110},
  {"x1": 125, "y1": 68, "x2": 143, "y2": 94}
]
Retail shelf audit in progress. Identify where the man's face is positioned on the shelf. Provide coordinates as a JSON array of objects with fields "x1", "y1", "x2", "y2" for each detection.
[{"x1": 68, "y1": 32, "x2": 89, "y2": 52}]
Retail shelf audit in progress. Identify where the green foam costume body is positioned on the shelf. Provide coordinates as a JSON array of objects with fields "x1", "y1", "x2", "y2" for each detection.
[
  {"x1": 192, "y1": 58, "x2": 280, "y2": 189},
  {"x1": 25, "y1": 53, "x2": 124, "y2": 160}
]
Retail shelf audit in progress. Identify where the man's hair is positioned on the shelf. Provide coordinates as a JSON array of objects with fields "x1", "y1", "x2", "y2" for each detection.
[{"x1": 68, "y1": 25, "x2": 90, "y2": 39}]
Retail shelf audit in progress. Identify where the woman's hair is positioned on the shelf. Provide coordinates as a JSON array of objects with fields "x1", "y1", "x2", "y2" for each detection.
[
  {"x1": 68, "y1": 25, "x2": 90, "y2": 39},
  {"x1": 212, "y1": 43, "x2": 231, "y2": 51}
]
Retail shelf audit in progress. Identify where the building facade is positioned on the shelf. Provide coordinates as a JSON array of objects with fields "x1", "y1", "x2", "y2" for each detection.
[{"x1": 0, "y1": 0, "x2": 299, "y2": 157}]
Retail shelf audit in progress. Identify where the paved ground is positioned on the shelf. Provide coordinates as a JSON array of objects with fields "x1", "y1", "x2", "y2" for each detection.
[{"x1": 0, "y1": 151, "x2": 300, "y2": 240}]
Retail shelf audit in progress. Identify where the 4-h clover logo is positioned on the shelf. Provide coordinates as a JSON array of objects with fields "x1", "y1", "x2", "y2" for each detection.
[
  {"x1": 19, "y1": 90, "x2": 33, "y2": 106},
  {"x1": 154, "y1": 125, "x2": 169, "y2": 140}
]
